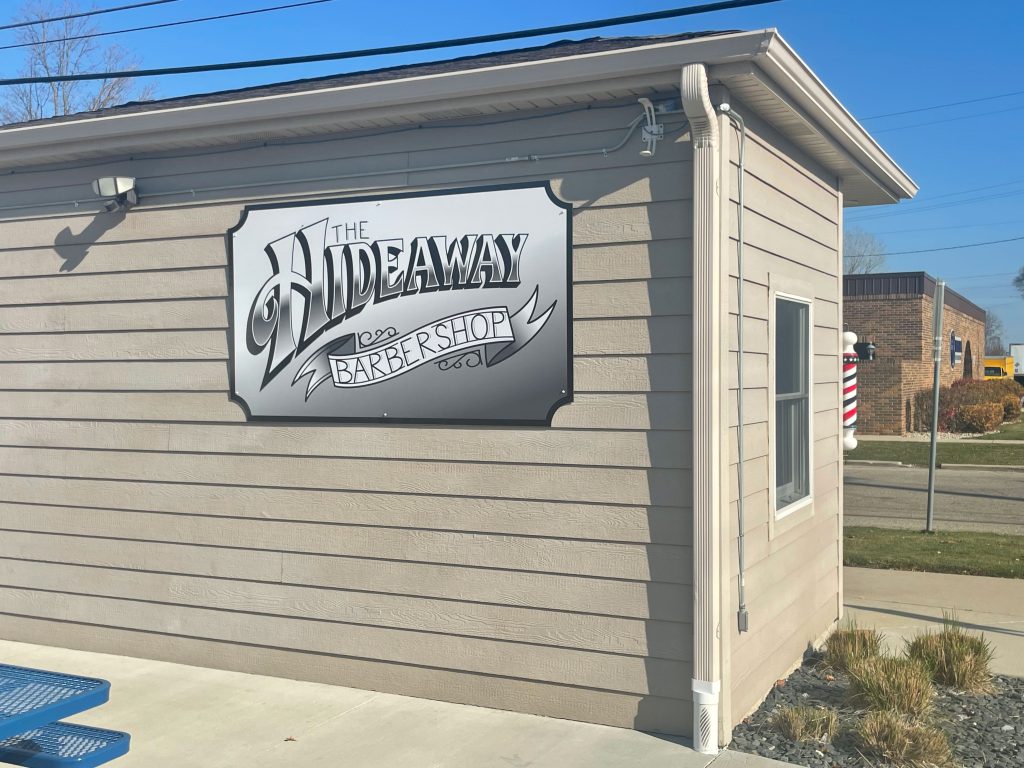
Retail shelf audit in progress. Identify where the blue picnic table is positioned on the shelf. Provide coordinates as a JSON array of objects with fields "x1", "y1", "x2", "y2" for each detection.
[{"x1": 0, "y1": 664, "x2": 129, "y2": 767}]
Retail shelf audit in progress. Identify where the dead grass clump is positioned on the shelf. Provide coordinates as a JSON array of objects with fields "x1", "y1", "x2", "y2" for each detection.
[
  {"x1": 771, "y1": 705, "x2": 838, "y2": 743},
  {"x1": 906, "y1": 615, "x2": 994, "y2": 692},
  {"x1": 846, "y1": 656, "x2": 934, "y2": 717},
  {"x1": 823, "y1": 622, "x2": 883, "y2": 672},
  {"x1": 856, "y1": 710, "x2": 952, "y2": 767}
]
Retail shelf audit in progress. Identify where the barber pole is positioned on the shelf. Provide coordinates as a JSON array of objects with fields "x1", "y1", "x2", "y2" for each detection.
[{"x1": 842, "y1": 331, "x2": 859, "y2": 450}]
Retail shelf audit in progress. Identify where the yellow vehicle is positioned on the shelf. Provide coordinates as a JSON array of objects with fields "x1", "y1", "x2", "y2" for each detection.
[{"x1": 984, "y1": 356, "x2": 1014, "y2": 380}]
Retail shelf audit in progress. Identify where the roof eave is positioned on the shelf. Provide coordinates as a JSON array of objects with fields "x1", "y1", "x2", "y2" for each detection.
[
  {"x1": 0, "y1": 31, "x2": 772, "y2": 164},
  {"x1": 754, "y1": 33, "x2": 917, "y2": 203},
  {"x1": 0, "y1": 29, "x2": 917, "y2": 205}
]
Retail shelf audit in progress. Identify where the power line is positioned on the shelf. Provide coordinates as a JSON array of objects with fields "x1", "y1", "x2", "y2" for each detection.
[
  {"x1": 872, "y1": 219, "x2": 1024, "y2": 236},
  {"x1": 848, "y1": 187, "x2": 1024, "y2": 221},
  {"x1": 848, "y1": 180, "x2": 1024, "y2": 224},
  {"x1": 0, "y1": 0, "x2": 332, "y2": 52},
  {"x1": 870, "y1": 235, "x2": 1024, "y2": 257},
  {"x1": 921, "y1": 178, "x2": 1024, "y2": 202},
  {"x1": 861, "y1": 88, "x2": 1024, "y2": 120},
  {"x1": 942, "y1": 272, "x2": 1019, "y2": 280},
  {"x1": 871, "y1": 103, "x2": 1024, "y2": 134},
  {"x1": 0, "y1": 0, "x2": 782, "y2": 85},
  {"x1": 0, "y1": 0, "x2": 182, "y2": 32}
]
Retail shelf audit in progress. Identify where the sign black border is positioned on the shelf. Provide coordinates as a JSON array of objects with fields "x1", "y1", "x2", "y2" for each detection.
[{"x1": 225, "y1": 180, "x2": 574, "y2": 427}]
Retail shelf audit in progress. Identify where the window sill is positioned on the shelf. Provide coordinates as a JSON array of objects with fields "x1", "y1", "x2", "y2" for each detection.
[
  {"x1": 770, "y1": 495, "x2": 814, "y2": 540},
  {"x1": 776, "y1": 495, "x2": 812, "y2": 520}
]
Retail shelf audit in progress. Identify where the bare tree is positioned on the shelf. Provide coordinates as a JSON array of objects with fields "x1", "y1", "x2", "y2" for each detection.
[
  {"x1": 985, "y1": 312, "x2": 1006, "y2": 355},
  {"x1": 1015, "y1": 266, "x2": 1024, "y2": 301},
  {"x1": 843, "y1": 226, "x2": 887, "y2": 274},
  {"x1": 1, "y1": 0, "x2": 153, "y2": 124}
]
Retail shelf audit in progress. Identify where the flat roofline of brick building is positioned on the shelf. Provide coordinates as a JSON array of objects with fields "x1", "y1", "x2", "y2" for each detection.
[{"x1": 843, "y1": 271, "x2": 985, "y2": 323}]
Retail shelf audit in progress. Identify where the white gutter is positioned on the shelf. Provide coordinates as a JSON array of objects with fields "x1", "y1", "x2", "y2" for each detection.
[
  {"x1": 681, "y1": 61, "x2": 723, "y2": 756},
  {"x1": 0, "y1": 31, "x2": 771, "y2": 166},
  {"x1": 0, "y1": 30, "x2": 917, "y2": 206}
]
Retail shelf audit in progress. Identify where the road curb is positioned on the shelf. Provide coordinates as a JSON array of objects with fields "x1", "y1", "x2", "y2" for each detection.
[
  {"x1": 845, "y1": 460, "x2": 1024, "y2": 472},
  {"x1": 845, "y1": 460, "x2": 907, "y2": 467},
  {"x1": 938, "y1": 463, "x2": 1024, "y2": 473}
]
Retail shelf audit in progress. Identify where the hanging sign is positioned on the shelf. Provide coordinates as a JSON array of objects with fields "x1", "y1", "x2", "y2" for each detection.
[{"x1": 228, "y1": 183, "x2": 572, "y2": 424}]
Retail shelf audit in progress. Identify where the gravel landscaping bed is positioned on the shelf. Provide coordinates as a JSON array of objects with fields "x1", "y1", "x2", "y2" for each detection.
[{"x1": 729, "y1": 653, "x2": 1024, "y2": 767}]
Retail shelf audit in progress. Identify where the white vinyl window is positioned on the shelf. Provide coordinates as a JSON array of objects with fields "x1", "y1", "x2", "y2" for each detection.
[{"x1": 774, "y1": 295, "x2": 812, "y2": 515}]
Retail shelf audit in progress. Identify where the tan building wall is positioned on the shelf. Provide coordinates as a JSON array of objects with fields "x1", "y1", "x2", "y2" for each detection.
[
  {"x1": 722, "y1": 108, "x2": 843, "y2": 727},
  {"x1": 844, "y1": 287, "x2": 985, "y2": 434},
  {"x1": 0, "y1": 101, "x2": 695, "y2": 735}
]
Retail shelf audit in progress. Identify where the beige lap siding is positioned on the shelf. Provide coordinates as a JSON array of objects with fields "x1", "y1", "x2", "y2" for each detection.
[
  {"x1": 723, "y1": 108, "x2": 843, "y2": 726},
  {"x1": 0, "y1": 102, "x2": 695, "y2": 734}
]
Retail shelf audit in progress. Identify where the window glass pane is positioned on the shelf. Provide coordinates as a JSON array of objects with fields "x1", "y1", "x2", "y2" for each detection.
[
  {"x1": 775, "y1": 297, "x2": 810, "y2": 511},
  {"x1": 776, "y1": 300, "x2": 807, "y2": 396},
  {"x1": 776, "y1": 397, "x2": 809, "y2": 507}
]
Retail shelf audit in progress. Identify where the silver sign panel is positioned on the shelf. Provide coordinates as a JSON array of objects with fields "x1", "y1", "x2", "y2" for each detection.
[{"x1": 228, "y1": 183, "x2": 572, "y2": 424}]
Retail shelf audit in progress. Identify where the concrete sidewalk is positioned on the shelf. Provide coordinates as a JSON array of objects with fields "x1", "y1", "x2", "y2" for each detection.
[
  {"x1": 844, "y1": 567, "x2": 1024, "y2": 675},
  {"x1": 0, "y1": 639, "x2": 786, "y2": 768}
]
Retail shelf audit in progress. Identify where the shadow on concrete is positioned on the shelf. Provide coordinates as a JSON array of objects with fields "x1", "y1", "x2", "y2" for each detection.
[
  {"x1": 845, "y1": 479, "x2": 1024, "y2": 505},
  {"x1": 845, "y1": 603, "x2": 1024, "y2": 638}
]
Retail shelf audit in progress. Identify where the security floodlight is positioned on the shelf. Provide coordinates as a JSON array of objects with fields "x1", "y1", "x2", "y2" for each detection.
[{"x1": 91, "y1": 176, "x2": 137, "y2": 211}]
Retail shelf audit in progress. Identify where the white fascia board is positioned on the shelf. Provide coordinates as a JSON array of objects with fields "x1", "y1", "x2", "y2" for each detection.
[
  {"x1": 756, "y1": 33, "x2": 918, "y2": 201},
  {"x1": 0, "y1": 28, "x2": 919, "y2": 203},
  {"x1": 0, "y1": 31, "x2": 772, "y2": 164}
]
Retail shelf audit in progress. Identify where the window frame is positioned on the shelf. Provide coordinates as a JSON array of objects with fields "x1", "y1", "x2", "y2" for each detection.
[{"x1": 771, "y1": 291, "x2": 815, "y2": 520}]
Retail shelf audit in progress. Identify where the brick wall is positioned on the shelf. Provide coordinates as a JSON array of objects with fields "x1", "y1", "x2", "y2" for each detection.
[{"x1": 844, "y1": 292, "x2": 985, "y2": 434}]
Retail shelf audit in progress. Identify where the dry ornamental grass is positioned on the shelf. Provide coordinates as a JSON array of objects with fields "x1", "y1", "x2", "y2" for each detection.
[
  {"x1": 846, "y1": 656, "x2": 935, "y2": 717},
  {"x1": 771, "y1": 705, "x2": 838, "y2": 743},
  {"x1": 856, "y1": 710, "x2": 953, "y2": 768},
  {"x1": 822, "y1": 623, "x2": 883, "y2": 672},
  {"x1": 906, "y1": 616, "x2": 994, "y2": 692},
  {"x1": 737, "y1": 619, "x2": 1012, "y2": 767}
]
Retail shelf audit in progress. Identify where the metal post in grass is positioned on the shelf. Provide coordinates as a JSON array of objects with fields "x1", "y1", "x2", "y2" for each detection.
[{"x1": 926, "y1": 280, "x2": 945, "y2": 533}]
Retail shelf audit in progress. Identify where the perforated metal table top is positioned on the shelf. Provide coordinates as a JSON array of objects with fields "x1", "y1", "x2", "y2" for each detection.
[
  {"x1": 0, "y1": 721, "x2": 129, "y2": 768},
  {"x1": 0, "y1": 666, "x2": 109, "y2": 742}
]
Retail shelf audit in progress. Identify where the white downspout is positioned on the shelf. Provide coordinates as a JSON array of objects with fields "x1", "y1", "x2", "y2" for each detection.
[{"x1": 681, "y1": 62, "x2": 723, "y2": 755}]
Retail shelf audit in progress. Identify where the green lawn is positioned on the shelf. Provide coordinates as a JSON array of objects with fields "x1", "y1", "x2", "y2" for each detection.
[
  {"x1": 971, "y1": 419, "x2": 1024, "y2": 441},
  {"x1": 847, "y1": 440, "x2": 1024, "y2": 466},
  {"x1": 845, "y1": 526, "x2": 1024, "y2": 579}
]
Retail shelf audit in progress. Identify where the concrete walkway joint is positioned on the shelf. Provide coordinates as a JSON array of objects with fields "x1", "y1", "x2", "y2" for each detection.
[{"x1": 0, "y1": 640, "x2": 791, "y2": 768}]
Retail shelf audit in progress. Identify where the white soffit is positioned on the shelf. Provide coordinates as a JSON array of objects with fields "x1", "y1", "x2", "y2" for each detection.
[{"x1": 0, "y1": 29, "x2": 916, "y2": 204}]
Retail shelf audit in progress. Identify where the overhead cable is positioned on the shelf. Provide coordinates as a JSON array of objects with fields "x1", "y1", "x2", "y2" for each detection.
[
  {"x1": 0, "y1": 0, "x2": 332, "y2": 52},
  {"x1": 873, "y1": 219, "x2": 1024, "y2": 236},
  {"x1": 0, "y1": 0, "x2": 782, "y2": 85},
  {"x1": 849, "y1": 188, "x2": 1024, "y2": 221},
  {"x1": 862, "y1": 88, "x2": 1024, "y2": 120},
  {"x1": 0, "y1": 0, "x2": 182, "y2": 32},
  {"x1": 859, "y1": 235, "x2": 1024, "y2": 258},
  {"x1": 871, "y1": 103, "x2": 1024, "y2": 133}
]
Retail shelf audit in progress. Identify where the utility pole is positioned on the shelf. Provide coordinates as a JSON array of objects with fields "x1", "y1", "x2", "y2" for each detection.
[{"x1": 926, "y1": 281, "x2": 945, "y2": 533}]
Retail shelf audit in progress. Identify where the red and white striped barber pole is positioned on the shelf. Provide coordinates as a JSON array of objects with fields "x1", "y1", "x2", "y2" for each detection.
[{"x1": 842, "y1": 331, "x2": 858, "y2": 451}]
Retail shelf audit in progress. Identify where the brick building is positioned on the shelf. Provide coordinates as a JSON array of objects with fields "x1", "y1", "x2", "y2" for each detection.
[{"x1": 844, "y1": 272, "x2": 985, "y2": 435}]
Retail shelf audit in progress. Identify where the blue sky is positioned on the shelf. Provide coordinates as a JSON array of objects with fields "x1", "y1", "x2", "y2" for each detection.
[{"x1": 1, "y1": 0, "x2": 1022, "y2": 342}]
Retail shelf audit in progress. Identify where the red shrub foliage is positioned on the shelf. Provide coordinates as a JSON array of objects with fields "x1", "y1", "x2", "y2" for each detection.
[
  {"x1": 914, "y1": 379, "x2": 1024, "y2": 432},
  {"x1": 956, "y1": 403, "x2": 1004, "y2": 433}
]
